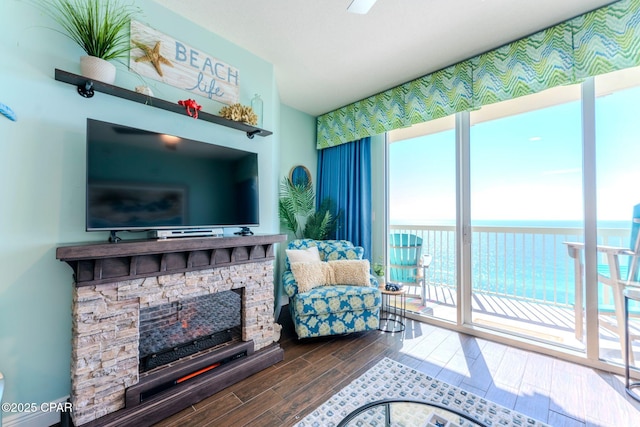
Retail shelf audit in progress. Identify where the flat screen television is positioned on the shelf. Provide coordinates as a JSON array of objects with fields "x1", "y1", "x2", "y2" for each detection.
[{"x1": 86, "y1": 119, "x2": 259, "y2": 234}]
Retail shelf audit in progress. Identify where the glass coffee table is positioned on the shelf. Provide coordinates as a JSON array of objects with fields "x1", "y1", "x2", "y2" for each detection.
[{"x1": 337, "y1": 399, "x2": 487, "y2": 427}]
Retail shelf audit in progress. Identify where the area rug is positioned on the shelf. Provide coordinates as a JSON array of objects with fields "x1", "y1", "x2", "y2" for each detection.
[{"x1": 294, "y1": 357, "x2": 549, "y2": 427}]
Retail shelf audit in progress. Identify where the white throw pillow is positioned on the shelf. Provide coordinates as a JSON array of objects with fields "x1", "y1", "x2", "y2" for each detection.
[
  {"x1": 286, "y1": 246, "x2": 321, "y2": 263},
  {"x1": 290, "y1": 261, "x2": 334, "y2": 293},
  {"x1": 329, "y1": 259, "x2": 371, "y2": 286}
]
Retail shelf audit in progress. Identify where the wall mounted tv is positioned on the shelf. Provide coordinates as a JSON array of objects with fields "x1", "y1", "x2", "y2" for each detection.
[{"x1": 86, "y1": 119, "x2": 259, "y2": 235}]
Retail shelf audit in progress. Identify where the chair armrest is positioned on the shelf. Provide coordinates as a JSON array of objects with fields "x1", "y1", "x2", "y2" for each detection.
[
  {"x1": 564, "y1": 241, "x2": 632, "y2": 258},
  {"x1": 422, "y1": 254, "x2": 433, "y2": 268},
  {"x1": 595, "y1": 245, "x2": 633, "y2": 256},
  {"x1": 564, "y1": 241, "x2": 584, "y2": 258},
  {"x1": 369, "y1": 274, "x2": 379, "y2": 288},
  {"x1": 282, "y1": 270, "x2": 300, "y2": 297}
]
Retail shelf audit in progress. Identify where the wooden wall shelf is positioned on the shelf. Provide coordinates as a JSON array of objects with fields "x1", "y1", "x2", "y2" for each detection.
[
  {"x1": 56, "y1": 234, "x2": 287, "y2": 287},
  {"x1": 54, "y1": 69, "x2": 272, "y2": 139}
]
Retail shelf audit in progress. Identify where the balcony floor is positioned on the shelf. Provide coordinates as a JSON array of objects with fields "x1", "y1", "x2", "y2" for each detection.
[{"x1": 388, "y1": 283, "x2": 640, "y2": 366}]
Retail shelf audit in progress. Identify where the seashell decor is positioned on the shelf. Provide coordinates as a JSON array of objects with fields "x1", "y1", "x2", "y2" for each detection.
[{"x1": 219, "y1": 103, "x2": 258, "y2": 125}]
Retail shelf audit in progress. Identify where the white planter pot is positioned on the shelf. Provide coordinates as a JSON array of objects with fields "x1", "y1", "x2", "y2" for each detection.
[{"x1": 80, "y1": 56, "x2": 116, "y2": 84}]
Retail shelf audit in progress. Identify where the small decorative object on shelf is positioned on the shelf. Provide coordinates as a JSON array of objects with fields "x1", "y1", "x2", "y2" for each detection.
[
  {"x1": 135, "y1": 85, "x2": 154, "y2": 96},
  {"x1": 219, "y1": 103, "x2": 258, "y2": 125},
  {"x1": 178, "y1": 99, "x2": 202, "y2": 119},
  {"x1": 251, "y1": 93, "x2": 263, "y2": 128}
]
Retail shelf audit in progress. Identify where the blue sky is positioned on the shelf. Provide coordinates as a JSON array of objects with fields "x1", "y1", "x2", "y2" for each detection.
[{"x1": 389, "y1": 83, "x2": 640, "y2": 225}]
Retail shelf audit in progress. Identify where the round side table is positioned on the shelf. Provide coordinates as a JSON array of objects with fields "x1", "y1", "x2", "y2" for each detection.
[
  {"x1": 624, "y1": 287, "x2": 640, "y2": 402},
  {"x1": 379, "y1": 284, "x2": 406, "y2": 333}
]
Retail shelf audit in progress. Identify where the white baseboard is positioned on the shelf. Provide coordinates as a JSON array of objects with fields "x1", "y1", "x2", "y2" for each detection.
[{"x1": 2, "y1": 396, "x2": 69, "y2": 427}]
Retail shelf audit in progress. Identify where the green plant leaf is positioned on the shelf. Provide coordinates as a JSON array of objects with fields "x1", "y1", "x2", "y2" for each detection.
[
  {"x1": 278, "y1": 177, "x2": 314, "y2": 238},
  {"x1": 32, "y1": 0, "x2": 141, "y2": 60}
]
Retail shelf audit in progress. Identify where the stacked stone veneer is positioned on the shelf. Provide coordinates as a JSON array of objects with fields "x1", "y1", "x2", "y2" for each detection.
[{"x1": 70, "y1": 261, "x2": 276, "y2": 426}]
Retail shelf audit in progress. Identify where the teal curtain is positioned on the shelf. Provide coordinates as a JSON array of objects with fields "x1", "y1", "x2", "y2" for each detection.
[
  {"x1": 316, "y1": 137, "x2": 372, "y2": 259},
  {"x1": 317, "y1": 0, "x2": 640, "y2": 149}
]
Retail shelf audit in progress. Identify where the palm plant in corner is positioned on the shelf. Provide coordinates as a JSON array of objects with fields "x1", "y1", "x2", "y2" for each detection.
[
  {"x1": 33, "y1": 0, "x2": 141, "y2": 84},
  {"x1": 278, "y1": 177, "x2": 340, "y2": 240}
]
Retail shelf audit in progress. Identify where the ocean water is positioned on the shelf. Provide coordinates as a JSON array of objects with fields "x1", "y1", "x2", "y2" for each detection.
[{"x1": 391, "y1": 219, "x2": 639, "y2": 310}]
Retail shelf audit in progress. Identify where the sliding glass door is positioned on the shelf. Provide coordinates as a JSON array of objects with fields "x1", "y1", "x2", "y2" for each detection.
[
  {"x1": 468, "y1": 85, "x2": 584, "y2": 350},
  {"x1": 594, "y1": 66, "x2": 640, "y2": 365},
  {"x1": 388, "y1": 116, "x2": 457, "y2": 323},
  {"x1": 386, "y1": 64, "x2": 640, "y2": 369}
]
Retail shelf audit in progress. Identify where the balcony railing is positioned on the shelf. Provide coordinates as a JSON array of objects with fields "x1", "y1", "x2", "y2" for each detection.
[{"x1": 389, "y1": 224, "x2": 629, "y2": 309}]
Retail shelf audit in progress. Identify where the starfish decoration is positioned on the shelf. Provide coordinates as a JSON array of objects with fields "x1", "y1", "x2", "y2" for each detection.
[{"x1": 133, "y1": 40, "x2": 173, "y2": 77}]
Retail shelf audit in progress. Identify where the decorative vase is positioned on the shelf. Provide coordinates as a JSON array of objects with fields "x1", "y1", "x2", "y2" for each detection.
[
  {"x1": 251, "y1": 93, "x2": 263, "y2": 128},
  {"x1": 80, "y1": 56, "x2": 116, "y2": 84}
]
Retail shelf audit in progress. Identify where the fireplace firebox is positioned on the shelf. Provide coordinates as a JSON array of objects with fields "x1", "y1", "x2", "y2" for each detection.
[{"x1": 138, "y1": 290, "x2": 243, "y2": 372}]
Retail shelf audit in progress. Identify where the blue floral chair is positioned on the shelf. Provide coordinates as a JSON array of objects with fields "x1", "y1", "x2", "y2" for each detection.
[{"x1": 283, "y1": 239, "x2": 382, "y2": 339}]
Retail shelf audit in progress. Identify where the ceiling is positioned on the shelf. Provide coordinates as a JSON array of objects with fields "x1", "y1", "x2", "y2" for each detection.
[{"x1": 151, "y1": 0, "x2": 615, "y2": 117}]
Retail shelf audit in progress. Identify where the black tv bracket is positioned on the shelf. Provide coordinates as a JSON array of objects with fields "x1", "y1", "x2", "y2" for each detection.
[{"x1": 234, "y1": 227, "x2": 254, "y2": 236}]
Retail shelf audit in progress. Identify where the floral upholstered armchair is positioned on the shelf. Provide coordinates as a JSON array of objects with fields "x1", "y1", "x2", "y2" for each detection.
[{"x1": 283, "y1": 239, "x2": 382, "y2": 339}]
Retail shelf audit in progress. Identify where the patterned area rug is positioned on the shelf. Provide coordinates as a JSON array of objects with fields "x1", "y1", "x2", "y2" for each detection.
[{"x1": 294, "y1": 357, "x2": 549, "y2": 427}]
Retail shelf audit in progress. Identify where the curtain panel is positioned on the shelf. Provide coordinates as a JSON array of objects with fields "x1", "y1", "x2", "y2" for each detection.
[
  {"x1": 316, "y1": 137, "x2": 372, "y2": 259},
  {"x1": 317, "y1": 0, "x2": 640, "y2": 149}
]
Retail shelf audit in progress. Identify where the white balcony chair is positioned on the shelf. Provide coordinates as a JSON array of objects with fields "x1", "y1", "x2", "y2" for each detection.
[{"x1": 565, "y1": 206, "x2": 640, "y2": 364}]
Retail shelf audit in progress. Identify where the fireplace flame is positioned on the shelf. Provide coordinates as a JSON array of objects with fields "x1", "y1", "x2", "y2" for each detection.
[{"x1": 176, "y1": 362, "x2": 220, "y2": 384}]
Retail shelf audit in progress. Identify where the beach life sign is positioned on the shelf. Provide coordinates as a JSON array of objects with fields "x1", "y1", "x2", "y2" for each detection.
[{"x1": 129, "y1": 20, "x2": 239, "y2": 105}]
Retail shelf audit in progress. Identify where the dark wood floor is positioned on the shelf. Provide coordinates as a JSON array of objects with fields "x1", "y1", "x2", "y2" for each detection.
[{"x1": 153, "y1": 307, "x2": 640, "y2": 427}]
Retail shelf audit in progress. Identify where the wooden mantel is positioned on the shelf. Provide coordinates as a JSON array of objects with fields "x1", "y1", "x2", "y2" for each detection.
[{"x1": 56, "y1": 234, "x2": 287, "y2": 287}]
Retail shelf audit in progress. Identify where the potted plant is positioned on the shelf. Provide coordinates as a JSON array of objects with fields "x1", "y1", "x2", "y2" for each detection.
[
  {"x1": 372, "y1": 261, "x2": 386, "y2": 286},
  {"x1": 278, "y1": 177, "x2": 340, "y2": 240},
  {"x1": 34, "y1": 0, "x2": 141, "y2": 84}
]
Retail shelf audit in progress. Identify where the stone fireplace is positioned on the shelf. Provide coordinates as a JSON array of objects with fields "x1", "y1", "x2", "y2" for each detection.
[{"x1": 57, "y1": 234, "x2": 286, "y2": 427}]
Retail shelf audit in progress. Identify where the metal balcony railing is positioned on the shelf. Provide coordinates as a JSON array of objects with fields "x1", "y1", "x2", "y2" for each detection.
[{"x1": 389, "y1": 224, "x2": 629, "y2": 309}]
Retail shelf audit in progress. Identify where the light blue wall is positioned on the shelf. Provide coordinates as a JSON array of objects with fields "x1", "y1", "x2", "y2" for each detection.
[
  {"x1": 275, "y1": 104, "x2": 317, "y2": 310},
  {"x1": 0, "y1": 0, "x2": 316, "y2": 419},
  {"x1": 279, "y1": 104, "x2": 317, "y2": 186}
]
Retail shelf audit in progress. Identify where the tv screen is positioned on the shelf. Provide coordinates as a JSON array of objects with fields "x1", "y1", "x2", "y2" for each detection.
[{"x1": 86, "y1": 119, "x2": 259, "y2": 232}]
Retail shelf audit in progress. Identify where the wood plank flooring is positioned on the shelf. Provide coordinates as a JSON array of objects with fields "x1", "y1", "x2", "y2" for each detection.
[{"x1": 153, "y1": 307, "x2": 640, "y2": 427}]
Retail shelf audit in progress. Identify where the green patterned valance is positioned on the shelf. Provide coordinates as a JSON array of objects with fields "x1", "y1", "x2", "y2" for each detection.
[
  {"x1": 404, "y1": 62, "x2": 473, "y2": 126},
  {"x1": 472, "y1": 23, "x2": 574, "y2": 108},
  {"x1": 572, "y1": 0, "x2": 640, "y2": 79},
  {"x1": 354, "y1": 86, "x2": 406, "y2": 139},
  {"x1": 317, "y1": 0, "x2": 640, "y2": 149}
]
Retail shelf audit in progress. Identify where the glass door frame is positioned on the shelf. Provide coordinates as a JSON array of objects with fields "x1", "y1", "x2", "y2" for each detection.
[
  {"x1": 453, "y1": 79, "x2": 603, "y2": 363},
  {"x1": 386, "y1": 75, "x2": 636, "y2": 372}
]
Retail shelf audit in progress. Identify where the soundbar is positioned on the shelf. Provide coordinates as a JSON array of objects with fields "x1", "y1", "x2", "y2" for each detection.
[{"x1": 149, "y1": 228, "x2": 224, "y2": 239}]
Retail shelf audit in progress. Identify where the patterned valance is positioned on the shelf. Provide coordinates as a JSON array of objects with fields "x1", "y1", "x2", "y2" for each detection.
[
  {"x1": 572, "y1": 0, "x2": 640, "y2": 79},
  {"x1": 317, "y1": 0, "x2": 640, "y2": 149},
  {"x1": 472, "y1": 23, "x2": 574, "y2": 108},
  {"x1": 403, "y1": 62, "x2": 473, "y2": 127}
]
